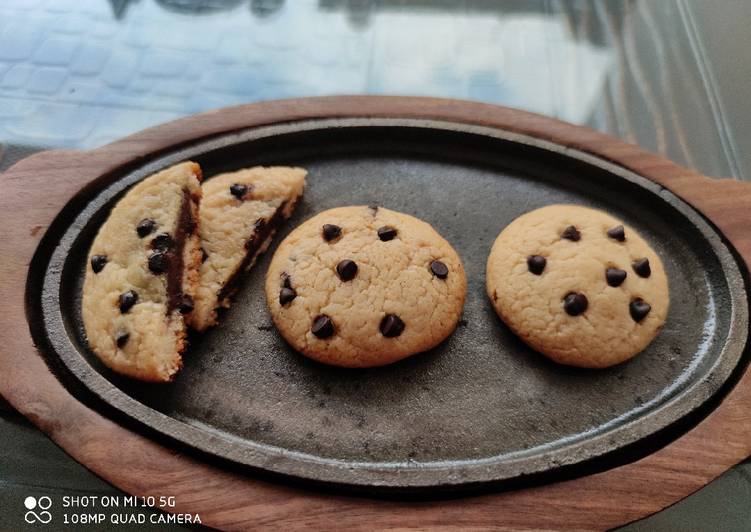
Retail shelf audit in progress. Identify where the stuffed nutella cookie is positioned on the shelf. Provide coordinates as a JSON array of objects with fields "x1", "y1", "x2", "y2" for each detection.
[
  {"x1": 191, "y1": 166, "x2": 306, "y2": 331},
  {"x1": 82, "y1": 162, "x2": 202, "y2": 382},
  {"x1": 486, "y1": 204, "x2": 669, "y2": 368},
  {"x1": 265, "y1": 206, "x2": 467, "y2": 367}
]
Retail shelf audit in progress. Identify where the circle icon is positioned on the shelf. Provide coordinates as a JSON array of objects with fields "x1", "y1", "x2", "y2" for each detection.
[
  {"x1": 38, "y1": 496, "x2": 52, "y2": 510},
  {"x1": 24, "y1": 496, "x2": 36, "y2": 510}
]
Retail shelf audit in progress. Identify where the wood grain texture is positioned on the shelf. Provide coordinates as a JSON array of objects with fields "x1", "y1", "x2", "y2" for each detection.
[{"x1": 0, "y1": 96, "x2": 750, "y2": 531}]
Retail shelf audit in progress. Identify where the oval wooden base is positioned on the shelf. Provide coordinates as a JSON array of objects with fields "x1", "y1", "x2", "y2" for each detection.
[{"x1": 1, "y1": 97, "x2": 750, "y2": 530}]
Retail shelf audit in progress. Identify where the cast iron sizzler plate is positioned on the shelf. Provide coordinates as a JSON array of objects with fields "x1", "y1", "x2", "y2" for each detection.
[{"x1": 31, "y1": 118, "x2": 747, "y2": 494}]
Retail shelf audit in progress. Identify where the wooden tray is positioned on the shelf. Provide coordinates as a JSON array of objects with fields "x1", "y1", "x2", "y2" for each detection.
[
  {"x1": 1, "y1": 96, "x2": 751, "y2": 529},
  {"x1": 31, "y1": 116, "x2": 747, "y2": 494}
]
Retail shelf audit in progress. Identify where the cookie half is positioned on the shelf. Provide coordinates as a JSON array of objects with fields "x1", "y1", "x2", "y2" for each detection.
[
  {"x1": 486, "y1": 204, "x2": 669, "y2": 368},
  {"x1": 82, "y1": 161, "x2": 203, "y2": 382},
  {"x1": 190, "y1": 166, "x2": 306, "y2": 331},
  {"x1": 265, "y1": 206, "x2": 467, "y2": 367}
]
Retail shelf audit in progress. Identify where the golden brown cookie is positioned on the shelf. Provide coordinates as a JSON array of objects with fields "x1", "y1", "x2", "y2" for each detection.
[
  {"x1": 265, "y1": 206, "x2": 467, "y2": 367},
  {"x1": 190, "y1": 166, "x2": 306, "y2": 331},
  {"x1": 82, "y1": 161, "x2": 202, "y2": 382},
  {"x1": 486, "y1": 204, "x2": 669, "y2": 368}
]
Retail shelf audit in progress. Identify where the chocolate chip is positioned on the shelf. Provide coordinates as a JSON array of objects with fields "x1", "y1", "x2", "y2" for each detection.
[
  {"x1": 563, "y1": 292, "x2": 588, "y2": 316},
  {"x1": 118, "y1": 290, "x2": 138, "y2": 313},
  {"x1": 607, "y1": 225, "x2": 626, "y2": 242},
  {"x1": 281, "y1": 272, "x2": 292, "y2": 289},
  {"x1": 116, "y1": 332, "x2": 130, "y2": 348},
  {"x1": 201, "y1": 248, "x2": 209, "y2": 263},
  {"x1": 322, "y1": 224, "x2": 341, "y2": 242},
  {"x1": 178, "y1": 294, "x2": 194, "y2": 314},
  {"x1": 527, "y1": 255, "x2": 546, "y2": 275},
  {"x1": 632, "y1": 258, "x2": 651, "y2": 278},
  {"x1": 380, "y1": 314, "x2": 405, "y2": 338},
  {"x1": 311, "y1": 315, "x2": 334, "y2": 338},
  {"x1": 430, "y1": 260, "x2": 449, "y2": 279},
  {"x1": 136, "y1": 218, "x2": 156, "y2": 238},
  {"x1": 336, "y1": 259, "x2": 358, "y2": 281},
  {"x1": 561, "y1": 225, "x2": 581, "y2": 241},
  {"x1": 279, "y1": 287, "x2": 297, "y2": 306},
  {"x1": 91, "y1": 254, "x2": 108, "y2": 273},
  {"x1": 606, "y1": 267, "x2": 627, "y2": 287},
  {"x1": 151, "y1": 233, "x2": 173, "y2": 251},
  {"x1": 630, "y1": 298, "x2": 651, "y2": 322},
  {"x1": 377, "y1": 226, "x2": 397, "y2": 241},
  {"x1": 148, "y1": 251, "x2": 170, "y2": 274},
  {"x1": 230, "y1": 183, "x2": 248, "y2": 199}
]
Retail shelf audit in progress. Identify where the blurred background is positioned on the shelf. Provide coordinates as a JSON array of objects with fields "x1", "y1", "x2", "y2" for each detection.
[
  {"x1": 0, "y1": 0, "x2": 748, "y2": 179},
  {"x1": 1, "y1": 1, "x2": 750, "y2": 530}
]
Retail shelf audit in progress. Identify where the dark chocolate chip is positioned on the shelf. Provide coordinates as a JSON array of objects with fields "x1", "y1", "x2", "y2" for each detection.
[
  {"x1": 563, "y1": 292, "x2": 588, "y2": 316},
  {"x1": 91, "y1": 254, "x2": 108, "y2": 273},
  {"x1": 178, "y1": 294, "x2": 194, "y2": 314},
  {"x1": 279, "y1": 287, "x2": 297, "y2": 306},
  {"x1": 629, "y1": 298, "x2": 651, "y2": 322},
  {"x1": 561, "y1": 225, "x2": 581, "y2": 241},
  {"x1": 430, "y1": 260, "x2": 449, "y2": 279},
  {"x1": 201, "y1": 248, "x2": 209, "y2": 263},
  {"x1": 527, "y1": 255, "x2": 546, "y2": 275},
  {"x1": 281, "y1": 273, "x2": 292, "y2": 289},
  {"x1": 148, "y1": 251, "x2": 170, "y2": 274},
  {"x1": 607, "y1": 225, "x2": 626, "y2": 242},
  {"x1": 136, "y1": 218, "x2": 156, "y2": 238},
  {"x1": 377, "y1": 226, "x2": 397, "y2": 241},
  {"x1": 230, "y1": 183, "x2": 248, "y2": 199},
  {"x1": 336, "y1": 259, "x2": 358, "y2": 281},
  {"x1": 380, "y1": 314, "x2": 405, "y2": 338},
  {"x1": 118, "y1": 290, "x2": 138, "y2": 313},
  {"x1": 311, "y1": 315, "x2": 334, "y2": 339},
  {"x1": 632, "y1": 258, "x2": 651, "y2": 278},
  {"x1": 322, "y1": 224, "x2": 341, "y2": 242},
  {"x1": 116, "y1": 331, "x2": 130, "y2": 348},
  {"x1": 606, "y1": 267, "x2": 627, "y2": 287},
  {"x1": 151, "y1": 233, "x2": 173, "y2": 251}
]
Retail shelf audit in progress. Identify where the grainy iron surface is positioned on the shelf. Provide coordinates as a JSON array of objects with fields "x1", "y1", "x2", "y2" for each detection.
[{"x1": 32, "y1": 119, "x2": 747, "y2": 492}]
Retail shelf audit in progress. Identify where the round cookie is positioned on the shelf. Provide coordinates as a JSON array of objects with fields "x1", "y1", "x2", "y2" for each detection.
[
  {"x1": 265, "y1": 206, "x2": 467, "y2": 367},
  {"x1": 486, "y1": 204, "x2": 669, "y2": 368}
]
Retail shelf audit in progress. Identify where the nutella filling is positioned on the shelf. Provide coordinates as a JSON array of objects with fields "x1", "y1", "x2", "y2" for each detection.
[
  {"x1": 165, "y1": 189, "x2": 196, "y2": 314},
  {"x1": 217, "y1": 200, "x2": 290, "y2": 302}
]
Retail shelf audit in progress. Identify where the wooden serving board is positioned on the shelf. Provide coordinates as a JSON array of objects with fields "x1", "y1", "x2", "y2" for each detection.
[{"x1": 1, "y1": 96, "x2": 750, "y2": 530}]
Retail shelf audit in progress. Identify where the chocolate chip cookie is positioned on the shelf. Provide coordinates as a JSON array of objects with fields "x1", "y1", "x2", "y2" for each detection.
[
  {"x1": 190, "y1": 166, "x2": 306, "y2": 331},
  {"x1": 486, "y1": 204, "x2": 669, "y2": 368},
  {"x1": 265, "y1": 206, "x2": 467, "y2": 367},
  {"x1": 82, "y1": 161, "x2": 203, "y2": 381}
]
